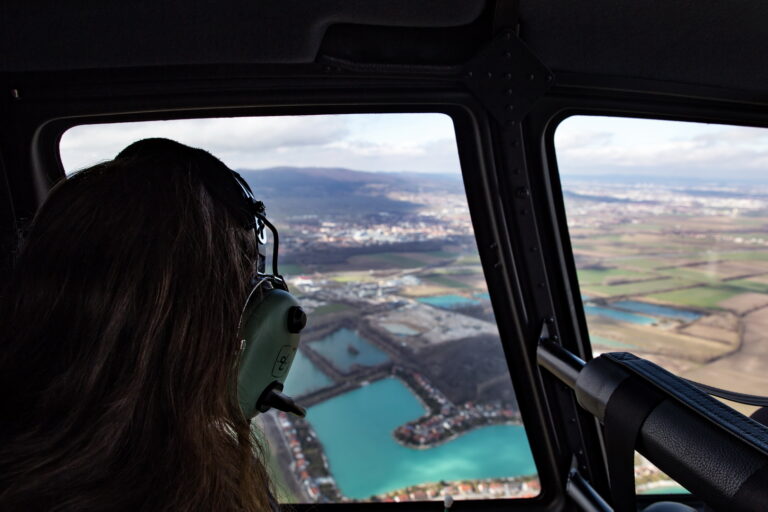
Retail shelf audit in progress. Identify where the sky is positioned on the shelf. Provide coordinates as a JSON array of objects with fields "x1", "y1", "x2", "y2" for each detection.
[
  {"x1": 60, "y1": 113, "x2": 768, "y2": 181},
  {"x1": 59, "y1": 114, "x2": 461, "y2": 175},
  {"x1": 555, "y1": 116, "x2": 768, "y2": 181}
]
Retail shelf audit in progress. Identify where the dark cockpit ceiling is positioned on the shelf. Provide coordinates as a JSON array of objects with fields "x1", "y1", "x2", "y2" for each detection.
[{"x1": 1, "y1": 0, "x2": 767, "y2": 96}]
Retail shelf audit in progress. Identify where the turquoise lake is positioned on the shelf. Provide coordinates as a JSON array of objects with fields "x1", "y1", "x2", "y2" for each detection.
[
  {"x1": 641, "y1": 484, "x2": 689, "y2": 495},
  {"x1": 589, "y1": 335, "x2": 638, "y2": 349},
  {"x1": 309, "y1": 328, "x2": 390, "y2": 372},
  {"x1": 307, "y1": 377, "x2": 537, "y2": 499},
  {"x1": 584, "y1": 304, "x2": 656, "y2": 325},
  {"x1": 282, "y1": 351, "x2": 334, "y2": 397},
  {"x1": 418, "y1": 294, "x2": 480, "y2": 309},
  {"x1": 612, "y1": 301, "x2": 702, "y2": 321}
]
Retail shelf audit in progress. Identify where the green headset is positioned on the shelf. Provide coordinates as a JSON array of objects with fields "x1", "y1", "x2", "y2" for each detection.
[{"x1": 226, "y1": 171, "x2": 307, "y2": 420}]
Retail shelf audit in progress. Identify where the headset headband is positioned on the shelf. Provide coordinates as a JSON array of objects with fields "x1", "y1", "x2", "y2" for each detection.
[{"x1": 227, "y1": 169, "x2": 283, "y2": 281}]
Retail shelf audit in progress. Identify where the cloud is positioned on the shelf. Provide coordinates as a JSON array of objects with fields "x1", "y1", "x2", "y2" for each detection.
[
  {"x1": 556, "y1": 122, "x2": 768, "y2": 180},
  {"x1": 555, "y1": 130, "x2": 613, "y2": 150},
  {"x1": 59, "y1": 115, "x2": 460, "y2": 175},
  {"x1": 60, "y1": 116, "x2": 350, "y2": 171}
]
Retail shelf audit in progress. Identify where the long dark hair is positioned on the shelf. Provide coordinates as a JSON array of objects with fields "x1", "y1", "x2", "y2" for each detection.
[{"x1": 0, "y1": 139, "x2": 274, "y2": 511}]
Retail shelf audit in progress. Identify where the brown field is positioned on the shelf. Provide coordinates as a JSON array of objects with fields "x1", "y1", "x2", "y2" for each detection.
[
  {"x1": 717, "y1": 293, "x2": 768, "y2": 314},
  {"x1": 679, "y1": 323, "x2": 738, "y2": 346},
  {"x1": 430, "y1": 272, "x2": 487, "y2": 288},
  {"x1": 587, "y1": 319, "x2": 731, "y2": 364},
  {"x1": 682, "y1": 306, "x2": 768, "y2": 415},
  {"x1": 683, "y1": 260, "x2": 768, "y2": 280},
  {"x1": 744, "y1": 274, "x2": 768, "y2": 285},
  {"x1": 628, "y1": 353, "x2": 702, "y2": 376}
]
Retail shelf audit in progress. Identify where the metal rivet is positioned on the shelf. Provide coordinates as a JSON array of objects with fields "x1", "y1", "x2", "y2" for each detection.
[
  {"x1": 506, "y1": 88, "x2": 513, "y2": 95},
  {"x1": 494, "y1": 262, "x2": 502, "y2": 269},
  {"x1": 547, "y1": 317, "x2": 555, "y2": 323},
  {"x1": 489, "y1": 242, "x2": 498, "y2": 250},
  {"x1": 516, "y1": 187, "x2": 529, "y2": 198},
  {"x1": 10, "y1": 89, "x2": 19, "y2": 99},
  {"x1": 529, "y1": 73, "x2": 535, "y2": 80},
  {"x1": 504, "y1": 51, "x2": 512, "y2": 58},
  {"x1": 505, "y1": 73, "x2": 512, "y2": 80},
  {"x1": 531, "y1": 246, "x2": 538, "y2": 252},
  {"x1": 487, "y1": 72, "x2": 493, "y2": 78},
  {"x1": 506, "y1": 104, "x2": 515, "y2": 111},
  {"x1": 466, "y1": 71, "x2": 474, "y2": 78},
  {"x1": 538, "y1": 282, "x2": 546, "y2": 288}
]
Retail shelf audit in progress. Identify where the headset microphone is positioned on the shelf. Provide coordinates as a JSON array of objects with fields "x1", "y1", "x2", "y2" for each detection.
[{"x1": 227, "y1": 171, "x2": 308, "y2": 420}]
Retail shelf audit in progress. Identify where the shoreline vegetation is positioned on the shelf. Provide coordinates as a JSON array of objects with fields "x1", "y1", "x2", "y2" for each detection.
[{"x1": 391, "y1": 366, "x2": 521, "y2": 449}]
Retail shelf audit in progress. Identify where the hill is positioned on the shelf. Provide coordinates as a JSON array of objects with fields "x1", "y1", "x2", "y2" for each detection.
[{"x1": 237, "y1": 166, "x2": 461, "y2": 220}]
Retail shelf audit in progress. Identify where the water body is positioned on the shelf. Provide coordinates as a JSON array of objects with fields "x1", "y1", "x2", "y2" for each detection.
[
  {"x1": 584, "y1": 304, "x2": 656, "y2": 325},
  {"x1": 380, "y1": 322, "x2": 420, "y2": 336},
  {"x1": 474, "y1": 292, "x2": 491, "y2": 300},
  {"x1": 640, "y1": 484, "x2": 689, "y2": 495},
  {"x1": 613, "y1": 300, "x2": 702, "y2": 321},
  {"x1": 308, "y1": 378, "x2": 537, "y2": 499},
  {"x1": 418, "y1": 294, "x2": 480, "y2": 309},
  {"x1": 309, "y1": 328, "x2": 390, "y2": 372},
  {"x1": 589, "y1": 335, "x2": 638, "y2": 349},
  {"x1": 282, "y1": 351, "x2": 333, "y2": 397}
]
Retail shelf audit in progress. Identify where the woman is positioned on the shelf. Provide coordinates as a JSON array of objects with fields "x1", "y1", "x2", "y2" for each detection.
[{"x1": 0, "y1": 139, "x2": 277, "y2": 511}]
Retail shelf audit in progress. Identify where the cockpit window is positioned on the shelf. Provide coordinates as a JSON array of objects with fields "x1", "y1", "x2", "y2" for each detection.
[
  {"x1": 60, "y1": 114, "x2": 540, "y2": 503},
  {"x1": 554, "y1": 115, "x2": 768, "y2": 494}
]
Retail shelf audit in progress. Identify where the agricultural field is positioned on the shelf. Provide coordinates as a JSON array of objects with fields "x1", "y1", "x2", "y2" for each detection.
[{"x1": 564, "y1": 179, "x2": 768, "y2": 411}]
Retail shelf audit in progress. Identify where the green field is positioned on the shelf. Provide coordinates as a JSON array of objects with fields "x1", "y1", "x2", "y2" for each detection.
[
  {"x1": 422, "y1": 274, "x2": 472, "y2": 289},
  {"x1": 724, "y1": 279, "x2": 768, "y2": 294},
  {"x1": 330, "y1": 272, "x2": 378, "y2": 283},
  {"x1": 647, "y1": 285, "x2": 740, "y2": 309},
  {"x1": 367, "y1": 253, "x2": 425, "y2": 268},
  {"x1": 584, "y1": 278, "x2": 697, "y2": 298},
  {"x1": 717, "y1": 250, "x2": 768, "y2": 261},
  {"x1": 617, "y1": 258, "x2": 665, "y2": 270},
  {"x1": 655, "y1": 267, "x2": 719, "y2": 283},
  {"x1": 577, "y1": 267, "x2": 651, "y2": 285},
  {"x1": 424, "y1": 250, "x2": 459, "y2": 259},
  {"x1": 456, "y1": 253, "x2": 482, "y2": 264}
]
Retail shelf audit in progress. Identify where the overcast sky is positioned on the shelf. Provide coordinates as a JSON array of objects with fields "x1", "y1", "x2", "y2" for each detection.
[
  {"x1": 60, "y1": 114, "x2": 461, "y2": 175},
  {"x1": 555, "y1": 116, "x2": 768, "y2": 181},
  {"x1": 60, "y1": 113, "x2": 768, "y2": 181}
]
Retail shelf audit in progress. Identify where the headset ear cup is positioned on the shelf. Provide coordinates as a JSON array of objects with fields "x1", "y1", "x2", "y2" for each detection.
[{"x1": 236, "y1": 287, "x2": 305, "y2": 419}]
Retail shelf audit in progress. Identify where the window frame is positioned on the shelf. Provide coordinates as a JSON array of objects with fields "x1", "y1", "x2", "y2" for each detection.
[
  {"x1": 534, "y1": 91, "x2": 768, "y2": 509},
  {"x1": 21, "y1": 86, "x2": 564, "y2": 511}
]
